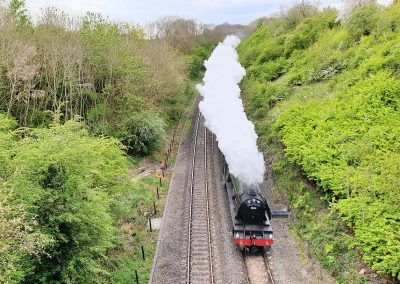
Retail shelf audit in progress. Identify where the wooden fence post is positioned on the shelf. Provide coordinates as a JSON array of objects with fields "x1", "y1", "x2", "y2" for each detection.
[{"x1": 141, "y1": 245, "x2": 145, "y2": 261}]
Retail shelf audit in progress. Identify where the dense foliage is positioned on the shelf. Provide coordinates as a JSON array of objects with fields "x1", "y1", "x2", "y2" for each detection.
[
  {"x1": 0, "y1": 3, "x2": 193, "y2": 155},
  {"x1": 186, "y1": 43, "x2": 216, "y2": 80},
  {"x1": 0, "y1": 115, "x2": 129, "y2": 283},
  {"x1": 119, "y1": 112, "x2": 165, "y2": 155},
  {"x1": 239, "y1": 1, "x2": 400, "y2": 281},
  {"x1": 0, "y1": 1, "x2": 207, "y2": 282}
]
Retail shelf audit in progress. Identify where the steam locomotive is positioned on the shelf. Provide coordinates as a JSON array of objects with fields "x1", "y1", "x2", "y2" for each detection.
[{"x1": 223, "y1": 162, "x2": 287, "y2": 251}]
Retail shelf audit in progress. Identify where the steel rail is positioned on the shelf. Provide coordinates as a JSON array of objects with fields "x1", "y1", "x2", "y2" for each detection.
[
  {"x1": 263, "y1": 250, "x2": 275, "y2": 284},
  {"x1": 242, "y1": 253, "x2": 251, "y2": 284},
  {"x1": 243, "y1": 250, "x2": 275, "y2": 284},
  {"x1": 186, "y1": 114, "x2": 214, "y2": 284},
  {"x1": 204, "y1": 128, "x2": 215, "y2": 284},
  {"x1": 186, "y1": 112, "x2": 201, "y2": 283}
]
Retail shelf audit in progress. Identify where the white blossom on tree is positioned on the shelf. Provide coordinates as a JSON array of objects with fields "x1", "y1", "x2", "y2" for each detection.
[{"x1": 337, "y1": 0, "x2": 393, "y2": 22}]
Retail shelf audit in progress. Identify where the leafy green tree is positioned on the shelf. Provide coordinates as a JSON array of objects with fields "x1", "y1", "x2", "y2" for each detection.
[
  {"x1": 0, "y1": 114, "x2": 49, "y2": 283},
  {"x1": 186, "y1": 43, "x2": 216, "y2": 80},
  {"x1": 6, "y1": 119, "x2": 129, "y2": 283},
  {"x1": 0, "y1": 185, "x2": 50, "y2": 284}
]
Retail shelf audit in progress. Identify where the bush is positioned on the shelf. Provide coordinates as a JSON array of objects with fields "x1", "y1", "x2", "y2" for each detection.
[
  {"x1": 345, "y1": 4, "x2": 379, "y2": 41},
  {"x1": 2, "y1": 119, "x2": 130, "y2": 283},
  {"x1": 248, "y1": 57, "x2": 286, "y2": 81},
  {"x1": 0, "y1": 113, "x2": 17, "y2": 131},
  {"x1": 243, "y1": 82, "x2": 290, "y2": 119},
  {"x1": 377, "y1": 1, "x2": 400, "y2": 34},
  {"x1": 283, "y1": 11, "x2": 337, "y2": 56},
  {"x1": 120, "y1": 112, "x2": 165, "y2": 156}
]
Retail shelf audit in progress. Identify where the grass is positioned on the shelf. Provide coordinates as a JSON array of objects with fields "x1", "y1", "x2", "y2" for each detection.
[{"x1": 107, "y1": 173, "x2": 170, "y2": 284}]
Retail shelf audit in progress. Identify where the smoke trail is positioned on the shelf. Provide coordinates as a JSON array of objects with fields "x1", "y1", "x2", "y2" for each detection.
[{"x1": 197, "y1": 35, "x2": 265, "y2": 185}]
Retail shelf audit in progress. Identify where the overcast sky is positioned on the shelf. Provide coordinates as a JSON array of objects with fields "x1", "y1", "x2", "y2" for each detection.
[{"x1": 25, "y1": 0, "x2": 346, "y2": 25}]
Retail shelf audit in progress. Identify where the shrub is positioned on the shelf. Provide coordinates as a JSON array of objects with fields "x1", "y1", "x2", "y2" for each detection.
[
  {"x1": 120, "y1": 112, "x2": 165, "y2": 156},
  {"x1": 0, "y1": 113, "x2": 17, "y2": 131},
  {"x1": 377, "y1": 1, "x2": 400, "y2": 34},
  {"x1": 244, "y1": 82, "x2": 290, "y2": 119},
  {"x1": 283, "y1": 11, "x2": 337, "y2": 56},
  {"x1": 248, "y1": 57, "x2": 286, "y2": 81},
  {"x1": 5, "y1": 120, "x2": 129, "y2": 283},
  {"x1": 345, "y1": 4, "x2": 379, "y2": 41}
]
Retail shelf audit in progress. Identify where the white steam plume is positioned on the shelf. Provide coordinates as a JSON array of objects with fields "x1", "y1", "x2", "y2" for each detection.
[{"x1": 197, "y1": 35, "x2": 265, "y2": 185}]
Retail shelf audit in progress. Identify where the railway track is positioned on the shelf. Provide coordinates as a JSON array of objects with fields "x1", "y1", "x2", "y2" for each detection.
[
  {"x1": 243, "y1": 250, "x2": 275, "y2": 284},
  {"x1": 186, "y1": 113, "x2": 214, "y2": 284}
]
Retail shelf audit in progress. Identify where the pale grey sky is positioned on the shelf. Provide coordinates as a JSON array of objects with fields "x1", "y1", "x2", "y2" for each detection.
[
  {"x1": 23, "y1": 0, "x2": 368, "y2": 25},
  {"x1": 26, "y1": 0, "x2": 340, "y2": 24}
]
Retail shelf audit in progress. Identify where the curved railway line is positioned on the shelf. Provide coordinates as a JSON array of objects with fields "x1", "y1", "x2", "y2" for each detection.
[{"x1": 186, "y1": 113, "x2": 215, "y2": 284}]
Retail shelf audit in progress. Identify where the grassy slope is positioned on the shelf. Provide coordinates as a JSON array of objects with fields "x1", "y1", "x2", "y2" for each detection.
[{"x1": 238, "y1": 3, "x2": 400, "y2": 283}]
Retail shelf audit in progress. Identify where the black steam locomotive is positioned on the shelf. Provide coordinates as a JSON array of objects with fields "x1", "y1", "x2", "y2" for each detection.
[{"x1": 223, "y1": 162, "x2": 287, "y2": 251}]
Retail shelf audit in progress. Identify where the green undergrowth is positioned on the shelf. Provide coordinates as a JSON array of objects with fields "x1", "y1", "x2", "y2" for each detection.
[
  {"x1": 106, "y1": 174, "x2": 170, "y2": 284},
  {"x1": 239, "y1": 2, "x2": 400, "y2": 282},
  {"x1": 268, "y1": 135, "x2": 368, "y2": 283}
]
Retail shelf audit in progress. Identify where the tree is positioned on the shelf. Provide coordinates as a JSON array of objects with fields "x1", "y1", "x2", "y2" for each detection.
[
  {"x1": 337, "y1": 0, "x2": 376, "y2": 22},
  {"x1": 8, "y1": 0, "x2": 29, "y2": 26},
  {"x1": 8, "y1": 120, "x2": 129, "y2": 282},
  {"x1": 277, "y1": 0, "x2": 320, "y2": 29},
  {"x1": 345, "y1": 3, "x2": 379, "y2": 40},
  {"x1": 147, "y1": 16, "x2": 203, "y2": 53}
]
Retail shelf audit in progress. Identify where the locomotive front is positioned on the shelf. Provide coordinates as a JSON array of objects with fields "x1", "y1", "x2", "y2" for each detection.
[
  {"x1": 226, "y1": 174, "x2": 274, "y2": 250},
  {"x1": 236, "y1": 184, "x2": 268, "y2": 224}
]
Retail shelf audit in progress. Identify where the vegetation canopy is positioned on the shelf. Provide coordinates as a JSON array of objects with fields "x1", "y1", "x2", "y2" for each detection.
[{"x1": 238, "y1": 0, "x2": 400, "y2": 281}]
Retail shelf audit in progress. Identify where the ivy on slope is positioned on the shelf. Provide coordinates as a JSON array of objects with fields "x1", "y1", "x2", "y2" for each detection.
[{"x1": 239, "y1": 2, "x2": 400, "y2": 280}]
